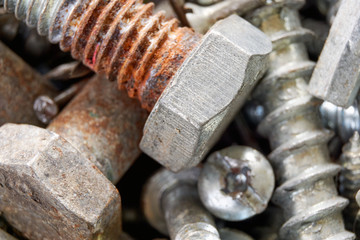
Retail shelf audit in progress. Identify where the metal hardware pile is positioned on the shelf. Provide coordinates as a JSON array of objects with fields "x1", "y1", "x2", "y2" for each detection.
[{"x1": 0, "y1": 0, "x2": 359, "y2": 239}]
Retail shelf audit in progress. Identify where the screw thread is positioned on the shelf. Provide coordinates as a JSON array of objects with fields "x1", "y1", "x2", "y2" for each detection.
[
  {"x1": 340, "y1": 132, "x2": 360, "y2": 230},
  {"x1": 250, "y1": 3, "x2": 354, "y2": 240},
  {"x1": 3, "y1": 0, "x2": 201, "y2": 111}
]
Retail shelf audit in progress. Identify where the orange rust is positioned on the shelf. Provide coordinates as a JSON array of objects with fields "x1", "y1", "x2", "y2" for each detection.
[{"x1": 59, "y1": 0, "x2": 201, "y2": 112}]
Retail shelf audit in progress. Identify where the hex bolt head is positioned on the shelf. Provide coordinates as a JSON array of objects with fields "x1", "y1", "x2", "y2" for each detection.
[
  {"x1": 140, "y1": 15, "x2": 272, "y2": 172},
  {"x1": 198, "y1": 145, "x2": 275, "y2": 221},
  {"x1": 309, "y1": 0, "x2": 360, "y2": 108}
]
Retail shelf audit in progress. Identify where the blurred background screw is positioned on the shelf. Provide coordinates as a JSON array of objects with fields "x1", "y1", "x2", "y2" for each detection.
[
  {"x1": 247, "y1": 1, "x2": 354, "y2": 239},
  {"x1": 198, "y1": 145, "x2": 275, "y2": 221},
  {"x1": 219, "y1": 228, "x2": 253, "y2": 240},
  {"x1": 143, "y1": 168, "x2": 221, "y2": 240}
]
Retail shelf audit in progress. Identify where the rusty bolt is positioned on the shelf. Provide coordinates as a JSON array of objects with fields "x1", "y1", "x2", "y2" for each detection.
[
  {"x1": 0, "y1": 74, "x2": 148, "y2": 239},
  {"x1": 0, "y1": 41, "x2": 56, "y2": 127},
  {"x1": 2, "y1": 0, "x2": 272, "y2": 171}
]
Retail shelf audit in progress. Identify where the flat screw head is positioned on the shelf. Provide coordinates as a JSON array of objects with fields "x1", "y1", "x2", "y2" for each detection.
[{"x1": 198, "y1": 145, "x2": 275, "y2": 221}]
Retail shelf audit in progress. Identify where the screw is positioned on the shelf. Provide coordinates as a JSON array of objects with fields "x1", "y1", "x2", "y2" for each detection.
[
  {"x1": 309, "y1": 0, "x2": 360, "y2": 108},
  {"x1": 339, "y1": 132, "x2": 360, "y2": 233},
  {"x1": 198, "y1": 145, "x2": 275, "y2": 221},
  {"x1": 3, "y1": 0, "x2": 272, "y2": 172},
  {"x1": 247, "y1": 1, "x2": 354, "y2": 239},
  {"x1": 184, "y1": 0, "x2": 264, "y2": 33},
  {"x1": 0, "y1": 74, "x2": 147, "y2": 239},
  {"x1": 320, "y1": 97, "x2": 360, "y2": 143},
  {"x1": 143, "y1": 168, "x2": 221, "y2": 240},
  {"x1": 316, "y1": 0, "x2": 341, "y2": 24},
  {"x1": 33, "y1": 79, "x2": 88, "y2": 124},
  {"x1": 0, "y1": 41, "x2": 56, "y2": 126}
]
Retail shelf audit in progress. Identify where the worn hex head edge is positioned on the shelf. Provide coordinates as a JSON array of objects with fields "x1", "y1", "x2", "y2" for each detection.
[{"x1": 140, "y1": 15, "x2": 272, "y2": 172}]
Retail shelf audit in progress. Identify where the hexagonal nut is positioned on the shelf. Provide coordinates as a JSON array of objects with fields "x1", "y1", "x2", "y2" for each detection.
[
  {"x1": 309, "y1": 0, "x2": 360, "y2": 108},
  {"x1": 140, "y1": 15, "x2": 272, "y2": 172},
  {"x1": 0, "y1": 123, "x2": 122, "y2": 240}
]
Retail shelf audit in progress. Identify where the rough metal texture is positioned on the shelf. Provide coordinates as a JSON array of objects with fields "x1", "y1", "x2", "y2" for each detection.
[
  {"x1": 0, "y1": 124, "x2": 122, "y2": 240},
  {"x1": 339, "y1": 132, "x2": 360, "y2": 231},
  {"x1": 198, "y1": 145, "x2": 275, "y2": 221},
  {"x1": 140, "y1": 15, "x2": 272, "y2": 172},
  {"x1": 0, "y1": 229, "x2": 17, "y2": 240},
  {"x1": 48, "y1": 75, "x2": 148, "y2": 183},
  {"x1": 248, "y1": 1, "x2": 354, "y2": 239},
  {"x1": 219, "y1": 228, "x2": 253, "y2": 240},
  {"x1": 143, "y1": 168, "x2": 220, "y2": 240},
  {"x1": 320, "y1": 97, "x2": 360, "y2": 143},
  {"x1": 0, "y1": 41, "x2": 56, "y2": 126},
  {"x1": 3, "y1": 0, "x2": 201, "y2": 112},
  {"x1": 309, "y1": 0, "x2": 360, "y2": 108},
  {"x1": 185, "y1": 0, "x2": 264, "y2": 33}
]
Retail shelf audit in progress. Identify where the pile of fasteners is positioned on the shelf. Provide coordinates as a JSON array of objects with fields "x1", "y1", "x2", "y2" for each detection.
[{"x1": 0, "y1": 0, "x2": 359, "y2": 239}]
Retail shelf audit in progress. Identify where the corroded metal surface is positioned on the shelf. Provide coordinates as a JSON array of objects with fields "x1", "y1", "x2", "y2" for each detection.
[
  {"x1": 48, "y1": 74, "x2": 148, "y2": 184},
  {"x1": 0, "y1": 123, "x2": 122, "y2": 240},
  {"x1": 4, "y1": 0, "x2": 201, "y2": 111},
  {"x1": 0, "y1": 41, "x2": 56, "y2": 126}
]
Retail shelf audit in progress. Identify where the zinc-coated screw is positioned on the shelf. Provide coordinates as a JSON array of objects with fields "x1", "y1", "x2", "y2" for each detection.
[
  {"x1": 143, "y1": 168, "x2": 221, "y2": 240},
  {"x1": 2, "y1": 0, "x2": 201, "y2": 112},
  {"x1": 248, "y1": 1, "x2": 354, "y2": 239},
  {"x1": 339, "y1": 132, "x2": 360, "y2": 233},
  {"x1": 198, "y1": 145, "x2": 275, "y2": 221}
]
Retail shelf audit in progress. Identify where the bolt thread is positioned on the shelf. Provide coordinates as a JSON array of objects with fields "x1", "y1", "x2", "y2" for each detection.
[
  {"x1": 3, "y1": 0, "x2": 201, "y2": 111},
  {"x1": 250, "y1": 3, "x2": 353, "y2": 240},
  {"x1": 340, "y1": 132, "x2": 360, "y2": 231}
]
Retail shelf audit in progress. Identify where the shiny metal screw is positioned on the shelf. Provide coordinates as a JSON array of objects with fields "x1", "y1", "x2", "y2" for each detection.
[
  {"x1": 339, "y1": 132, "x2": 360, "y2": 232},
  {"x1": 143, "y1": 168, "x2": 221, "y2": 240},
  {"x1": 198, "y1": 145, "x2": 275, "y2": 221},
  {"x1": 247, "y1": 1, "x2": 354, "y2": 239}
]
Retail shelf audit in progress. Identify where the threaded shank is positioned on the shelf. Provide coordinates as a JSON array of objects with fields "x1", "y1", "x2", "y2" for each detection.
[
  {"x1": 340, "y1": 132, "x2": 360, "y2": 230},
  {"x1": 4, "y1": 0, "x2": 201, "y2": 111},
  {"x1": 250, "y1": 3, "x2": 354, "y2": 240}
]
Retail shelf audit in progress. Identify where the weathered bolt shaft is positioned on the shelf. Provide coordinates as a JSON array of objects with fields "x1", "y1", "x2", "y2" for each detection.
[
  {"x1": 3, "y1": 0, "x2": 201, "y2": 111},
  {"x1": 249, "y1": 2, "x2": 354, "y2": 239},
  {"x1": 48, "y1": 74, "x2": 148, "y2": 183}
]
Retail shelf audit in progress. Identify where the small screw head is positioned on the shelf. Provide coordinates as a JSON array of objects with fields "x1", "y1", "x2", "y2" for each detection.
[
  {"x1": 198, "y1": 145, "x2": 275, "y2": 221},
  {"x1": 33, "y1": 95, "x2": 58, "y2": 124}
]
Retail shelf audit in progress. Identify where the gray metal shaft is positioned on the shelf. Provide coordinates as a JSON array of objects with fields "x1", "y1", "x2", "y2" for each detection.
[
  {"x1": 162, "y1": 184, "x2": 220, "y2": 240},
  {"x1": 249, "y1": 2, "x2": 354, "y2": 240}
]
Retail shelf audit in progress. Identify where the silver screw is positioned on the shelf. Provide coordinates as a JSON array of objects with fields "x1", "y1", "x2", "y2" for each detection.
[
  {"x1": 339, "y1": 132, "x2": 360, "y2": 232},
  {"x1": 316, "y1": 0, "x2": 341, "y2": 24},
  {"x1": 143, "y1": 168, "x2": 221, "y2": 240},
  {"x1": 320, "y1": 97, "x2": 360, "y2": 143},
  {"x1": 219, "y1": 228, "x2": 254, "y2": 240},
  {"x1": 247, "y1": 1, "x2": 354, "y2": 239},
  {"x1": 198, "y1": 145, "x2": 275, "y2": 221}
]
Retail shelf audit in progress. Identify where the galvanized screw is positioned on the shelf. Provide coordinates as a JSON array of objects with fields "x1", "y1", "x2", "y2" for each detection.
[
  {"x1": 143, "y1": 168, "x2": 221, "y2": 240},
  {"x1": 198, "y1": 145, "x2": 275, "y2": 221},
  {"x1": 247, "y1": 1, "x2": 354, "y2": 239},
  {"x1": 339, "y1": 132, "x2": 360, "y2": 232}
]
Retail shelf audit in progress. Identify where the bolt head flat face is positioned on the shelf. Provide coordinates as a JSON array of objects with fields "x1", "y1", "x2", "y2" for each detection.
[
  {"x1": 140, "y1": 14, "x2": 272, "y2": 172},
  {"x1": 309, "y1": 0, "x2": 360, "y2": 108},
  {"x1": 198, "y1": 145, "x2": 275, "y2": 221},
  {"x1": 0, "y1": 124, "x2": 122, "y2": 240}
]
